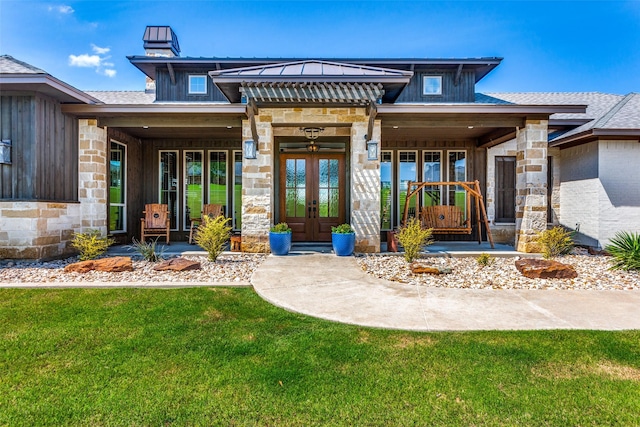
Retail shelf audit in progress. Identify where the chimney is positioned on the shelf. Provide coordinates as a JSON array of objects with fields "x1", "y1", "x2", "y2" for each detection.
[{"x1": 143, "y1": 26, "x2": 180, "y2": 93}]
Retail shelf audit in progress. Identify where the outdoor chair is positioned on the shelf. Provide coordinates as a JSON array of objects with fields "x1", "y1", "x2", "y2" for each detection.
[
  {"x1": 141, "y1": 203, "x2": 171, "y2": 245},
  {"x1": 189, "y1": 204, "x2": 224, "y2": 244}
]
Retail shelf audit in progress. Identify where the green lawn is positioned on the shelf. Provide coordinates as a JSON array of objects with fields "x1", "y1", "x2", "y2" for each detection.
[{"x1": 1, "y1": 288, "x2": 639, "y2": 426}]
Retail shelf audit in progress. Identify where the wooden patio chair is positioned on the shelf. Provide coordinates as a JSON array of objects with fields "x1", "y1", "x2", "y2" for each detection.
[
  {"x1": 189, "y1": 204, "x2": 224, "y2": 244},
  {"x1": 141, "y1": 203, "x2": 171, "y2": 245}
]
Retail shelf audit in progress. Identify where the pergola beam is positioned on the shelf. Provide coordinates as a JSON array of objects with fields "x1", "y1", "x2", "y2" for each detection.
[{"x1": 97, "y1": 115, "x2": 242, "y2": 128}]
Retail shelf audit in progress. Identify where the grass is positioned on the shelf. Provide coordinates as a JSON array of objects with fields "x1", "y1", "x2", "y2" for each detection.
[{"x1": 1, "y1": 288, "x2": 639, "y2": 426}]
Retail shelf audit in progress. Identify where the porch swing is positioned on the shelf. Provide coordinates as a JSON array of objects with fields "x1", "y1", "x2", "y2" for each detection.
[{"x1": 401, "y1": 180, "x2": 495, "y2": 248}]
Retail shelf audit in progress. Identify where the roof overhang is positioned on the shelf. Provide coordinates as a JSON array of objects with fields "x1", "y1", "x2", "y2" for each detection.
[
  {"x1": 378, "y1": 104, "x2": 587, "y2": 115},
  {"x1": 0, "y1": 74, "x2": 101, "y2": 104},
  {"x1": 551, "y1": 128, "x2": 640, "y2": 148}
]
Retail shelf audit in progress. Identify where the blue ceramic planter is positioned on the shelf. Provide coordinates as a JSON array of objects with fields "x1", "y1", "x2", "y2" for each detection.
[
  {"x1": 332, "y1": 232, "x2": 355, "y2": 256},
  {"x1": 269, "y1": 232, "x2": 292, "y2": 255}
]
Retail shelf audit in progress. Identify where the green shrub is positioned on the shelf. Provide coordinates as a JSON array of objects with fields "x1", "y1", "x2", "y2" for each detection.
[
  {"x1": 270, "y1": 222, "x2": 291, "y2": 233},
  {"x1": 396, "y1": 218, "x2": 433, "y2": 263},
  {"x1": 332, "y1": 223, "x2": 354, "y2": 234},
  {"x1": 71, "y1": 230, "x2": 115, "y2": 261},
  {"x1": 127, "y1": 237, "x2": 166, "y2": 262},
  {"x1": 605, "y1": 231, "x2": 640, "y2": 271},
  {"x1": 476, "y1": 252, "x2": 494, "y2": 267},
  {"x1": 194, "y1": 215, "x2": 232, "y2": 262},
  {"x1": 536, "y1": 226, "x2": 574, "y2": 259}
]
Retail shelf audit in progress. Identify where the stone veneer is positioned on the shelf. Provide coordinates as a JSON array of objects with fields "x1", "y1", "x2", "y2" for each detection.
[
  {"x1": 515, "y1": 119, "x2": 549, "y2": 252},
  {"x1": 78, "y1": 119, "x2": 109, "y2": 234},
  {"x1": 240, "y1": 107, "x2": 381, "y2": 253}
]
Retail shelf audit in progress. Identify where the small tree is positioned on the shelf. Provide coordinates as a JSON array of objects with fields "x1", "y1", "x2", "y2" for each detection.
[
  {"x1": 396, "y1": 218, "x2": 433, "y2": 263},
  {"x1": 536, "y1": 226, "x2": 574, "y2": 259},
  {"x1": 71, "y1": 229, "x2": 115, "y2": 261},
  {"x1": 194, "y1": 215, "x2": 232, "y2": 262}
]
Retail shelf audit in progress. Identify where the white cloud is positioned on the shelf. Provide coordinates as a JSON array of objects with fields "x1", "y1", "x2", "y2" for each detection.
[
  {"x1": 91, "y1": 44, "x2": 110, "y2": 55},
  {"x1": 69, "y1": 54, "x2": 101, "y2": 68},
  {"x1": 69, "y1": 45, "x2": 117, "y2": 78},
  {"x1": 49, "y1": 5, "x2": 74, "y2": 14}
]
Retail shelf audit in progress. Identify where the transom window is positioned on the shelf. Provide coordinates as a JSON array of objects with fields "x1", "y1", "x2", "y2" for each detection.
[
  {"x1": 188, "y1": 75, "x2": 207, "y2": 94},
  {"x1": 422, "y1": 76, "x2": 442, "y2": 95}
]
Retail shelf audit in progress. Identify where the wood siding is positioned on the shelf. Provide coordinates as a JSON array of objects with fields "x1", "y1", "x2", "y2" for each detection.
[
  {"x1": 395, "y1": 70, "x2": 476, "y2": 103},
  {"x1": 0, "y1": 93, "x2": 77, "y2": 201},
  {"x1": 155, "y1": 69, "x2": 228, "y2": 102}
]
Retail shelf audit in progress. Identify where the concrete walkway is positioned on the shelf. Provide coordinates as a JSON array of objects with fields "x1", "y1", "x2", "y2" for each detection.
[{"x1": 252, "y1": 253, "x2": 640, "y2": 331}]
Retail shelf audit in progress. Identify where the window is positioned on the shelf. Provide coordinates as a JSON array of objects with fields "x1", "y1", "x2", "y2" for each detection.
[
  {"x1": 423, "y1": 151, "x2": 442, "y2": 207},
  {"x1": 233, "y1": 151, "x2": 243, "y2": 230},
  {"x1": 495, "y1": 156, "x2": 516, "y2": 223},
  {"x1": 547, "y1": 156, "x2": 553, "y2": 223},
  {"x1": 423, "y1": 76, "x2": 442, "y2": 95},
  {"x1": 380, "y1": 151, "x2": 393, "y2": 230},
  {"x1": 184, "y1": 151, "x2": 203, "y2": 230},
  {"x1": 159, "y1": 151, "x2": 179, "y2": 230},
  {"x1": 398, "y1": 151, "x2": 418, "y2": 221},
  {"x1": 109, "y1": 141, "x2": 126, "y2": 233},
  {"x1": 188, "y1": 75, "x2": 207, "y2": 94},
  {"x1": 448, "y1": 151, "x2": 467, "y2": 214},
  {"x1": 209, "y1": 151, "x2": 228, "y2": 216}
]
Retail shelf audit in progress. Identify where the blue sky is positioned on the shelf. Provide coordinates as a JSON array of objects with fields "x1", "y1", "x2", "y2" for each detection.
[{"x1": 1, "y1": 0, "x2": 639, "y2": 94}]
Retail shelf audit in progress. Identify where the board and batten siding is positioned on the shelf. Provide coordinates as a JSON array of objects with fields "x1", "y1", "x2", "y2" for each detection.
[
  {"x1": 154, "y1": 69, "x2": 228, "y2": 102},
  {"x1": 395, "y1": 70, "x2": 476, "y2": 103},
  {"x1": 0, "y1": 93, "x2": 78, "y2": 201}
]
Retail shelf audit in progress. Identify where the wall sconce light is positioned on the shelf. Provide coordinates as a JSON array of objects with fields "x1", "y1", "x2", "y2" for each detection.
[
  {"x1": 0, "y1": 140, "x2": 11, "y2": 164},
  {"x1": 244, "y1": 139, "x2": 257, "y2": 159},
  {"x1": 366, "y1": 140, "x2": 378, "y2": 161}
]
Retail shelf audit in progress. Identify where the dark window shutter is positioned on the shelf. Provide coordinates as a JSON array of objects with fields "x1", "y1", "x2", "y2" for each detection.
[{"x1": 495, "y1": 156, "x2": 516, "y2": 223}]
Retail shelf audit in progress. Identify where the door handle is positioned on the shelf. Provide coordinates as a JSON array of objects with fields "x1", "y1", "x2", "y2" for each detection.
[
  {"x1": 313, "y1": 206, "x2": 316, "y2": 218},
  {"x1": 308, "y1": 206, "x2": 312, "y2": 218}
]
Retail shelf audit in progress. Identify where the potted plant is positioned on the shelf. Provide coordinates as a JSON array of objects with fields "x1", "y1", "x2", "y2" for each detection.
[
  {"x1": 269, "y1": 222, "x2": 292, "y2": 255},
  {"x1": 331, "y1": 223, "x2": 355, "y2": 256}
]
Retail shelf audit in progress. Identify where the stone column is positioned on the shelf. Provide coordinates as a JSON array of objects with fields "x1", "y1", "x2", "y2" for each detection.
[
  {"x1": 240, "y1": 114, "x2": 273, "y2": 253},
  {"x1": 351, "y1": 119, "x2": 381, "y2": 253},
  {"x1": 78, "y1": 119, "x2": 108, "y2": 235},
  {"x1": 515, "y1": 119, "x2": 548, "y2": 252}
]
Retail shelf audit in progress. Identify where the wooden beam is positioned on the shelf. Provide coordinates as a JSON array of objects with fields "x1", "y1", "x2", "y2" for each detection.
[
  {"x1": 97, "y1": 115, "x2": 242, "y2": 128},
  {"x1": 477, "y1": 128, "x2": 517, "y2": 148},
  {"x1": 246, "y1": 99, "x2": 259, "y2": 143},
  {"x1": 454, "y1": 64, "x2": 463, "y2": 86},
  {"x1": 167, "y1": 63, "x2": 176, "y2": 85},
  {"x1": 382, "y1": 117, "x2": 525, "y2": 128},
  {"x1": 367, "y1": 102, "x2": 377, "y2": 141}
]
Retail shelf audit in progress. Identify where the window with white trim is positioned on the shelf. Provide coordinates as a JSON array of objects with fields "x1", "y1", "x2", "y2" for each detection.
[
  {"x1": 188, "y1": 75, "x2": 207, "y2": 94},
  {"x1": 422, "y1": 75, "x2": 442, "y2": 95}
]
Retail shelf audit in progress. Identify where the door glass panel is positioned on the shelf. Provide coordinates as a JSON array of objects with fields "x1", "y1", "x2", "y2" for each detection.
[
  {"x1": 318, "y1": 158, "x2": 339, "y2": 218},
  {"x1": 184, "y1": 151, "x2": 203, "y2": 230},
  {"x1": 448, "y1": 151, "x2": 467, "y2": 214},
  {"x1": 159, "y1": 151, "x2": 178, "y2": 230},
  {"x1": 423, "y1": 151, "x2": 442, "y2": 207},
  {"x1": 209, "y1": 151, "x2": 227, "y2": 214},
  {"x1": 329, "y1": 188, "x2": 339, "y2": 217},
  {"x1": 285, "y1": 159, "x2": 306, "y2": 218},
  {"x1": 109, "y1": 141, "x2": 126, "y2": 233},
  {"x1": 398, "y1": 152, "x2": 417, "y2": 219},
  {"x1": 380, "y1": 151, "x2": 392, "y2": 230}
]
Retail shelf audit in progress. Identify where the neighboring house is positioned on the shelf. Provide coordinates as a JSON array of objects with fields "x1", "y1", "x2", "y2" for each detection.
[{"x1": 1, "y1": 25, "x2": 637, "y2": 260}]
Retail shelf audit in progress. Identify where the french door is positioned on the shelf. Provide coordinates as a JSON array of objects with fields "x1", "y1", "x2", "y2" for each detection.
[{"x1": 279, "y1": 153, "x2": 345, "y2": 242}]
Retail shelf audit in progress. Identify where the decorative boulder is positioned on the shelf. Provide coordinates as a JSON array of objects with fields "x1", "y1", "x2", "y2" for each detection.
[
  {"x1": 514, "y1": 259, "x2": 578, "y2": 279},
  {"x1": 410, "y1": 262, "x2": 452, "y2": 275},
  {"x1": 153, "y1": 257, "x2": 201, "y2": 271},
  {"x1": 64, "y1": 256, "x2": 133, "y2": 273}
]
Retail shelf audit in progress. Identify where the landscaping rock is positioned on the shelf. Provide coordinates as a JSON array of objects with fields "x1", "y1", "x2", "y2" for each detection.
[
  {"x1": 410, "y1": 262, "x2": 452, "y2": 275},
  {"x1": 64, "y1": 256, "x2": 133, "y2": 273},
  {"x1": 514, "y1": 259, "x2": 578, "y2": 279},
  {"x1": 153, "y1": 257, "x2": 201, "y2": 272}
]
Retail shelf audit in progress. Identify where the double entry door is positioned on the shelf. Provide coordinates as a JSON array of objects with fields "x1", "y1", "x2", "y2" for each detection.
[{"x1": 279, "y1": 153, "x2": 345, "y2": 242}]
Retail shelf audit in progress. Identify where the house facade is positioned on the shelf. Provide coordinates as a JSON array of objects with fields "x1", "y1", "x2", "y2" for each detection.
[{"x1": 1, "y1": 26, "x2": 638, "y2": 260}]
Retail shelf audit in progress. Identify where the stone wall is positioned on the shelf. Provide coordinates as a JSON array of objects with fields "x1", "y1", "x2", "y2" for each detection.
[
  {"x1": 0, "y1": 201, "x2": 81, "y2": 259},
  {"x1": 78, "y1": 119, "x2": 108, "y2": 234}
]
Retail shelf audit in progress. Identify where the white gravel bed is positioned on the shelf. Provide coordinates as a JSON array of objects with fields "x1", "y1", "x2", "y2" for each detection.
[
  {"x1": 356, "y1": 254, "x2": 640, "y2": 290},
  {"x1": 0, "y1": 254, "x2": 267, "y2": 283}
]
